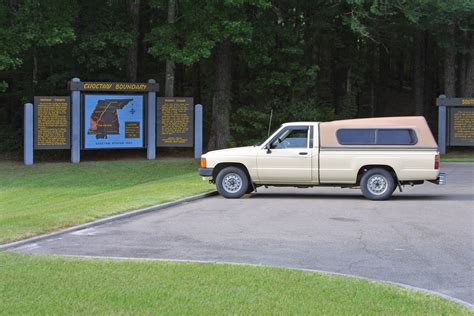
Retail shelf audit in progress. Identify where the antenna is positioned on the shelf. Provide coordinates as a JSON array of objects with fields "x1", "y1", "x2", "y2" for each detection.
[{"x1": 267, "y1": 108, "x2": 273, "y2": 137}]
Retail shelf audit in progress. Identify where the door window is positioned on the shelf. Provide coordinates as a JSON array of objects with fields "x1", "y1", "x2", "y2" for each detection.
[{"x1": 270, "y1": 126, "x2": 309, "y2": 149}]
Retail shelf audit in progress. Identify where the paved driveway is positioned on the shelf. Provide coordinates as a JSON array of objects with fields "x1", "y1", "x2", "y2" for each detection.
[{"x1": 12, "y1": 163, "x2": 474, "y2": 303}]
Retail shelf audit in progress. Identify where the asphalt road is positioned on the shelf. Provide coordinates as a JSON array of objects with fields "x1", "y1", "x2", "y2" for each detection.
[{"x1": 11, "y1": 163, "x2": 474, "y2": 304}]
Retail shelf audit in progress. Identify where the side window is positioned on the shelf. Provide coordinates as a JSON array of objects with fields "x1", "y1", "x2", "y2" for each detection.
[
  {"x1": 336, "y1": 128, "x2": 417, "y2": 145},
  {"x1": 377, "y1": 129, "x2": 417, "y2": 145},
  {"x1": 337, "y1": 129, "x2": 376, "y2": 145},
  {"x1": 270, "y1": 126, "x2": 309, "y2": 149}
]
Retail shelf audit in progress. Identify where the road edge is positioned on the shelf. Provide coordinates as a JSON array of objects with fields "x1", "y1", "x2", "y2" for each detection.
[{"x1": 0, "y1": 191, "x2": 218, "y2": 251}]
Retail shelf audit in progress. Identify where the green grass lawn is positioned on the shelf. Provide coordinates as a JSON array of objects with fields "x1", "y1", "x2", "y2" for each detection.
[
  {"x1": 442, "y1": 150, "x2": 474, "y2": 162},
  {"x1": 0, "y1": 253, "x2": 470, "y2": 315},
  {"x1": 0, "y1": 159, "x2": 213, "y2": 243},
  {"x1": 442, "y1": 155, "x2": 474, "y2": 162}
]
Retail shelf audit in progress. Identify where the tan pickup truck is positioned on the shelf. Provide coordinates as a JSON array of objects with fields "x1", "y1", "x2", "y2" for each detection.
[{"x1": 198, "y1": 116, "x2": 445, "y2": 200}]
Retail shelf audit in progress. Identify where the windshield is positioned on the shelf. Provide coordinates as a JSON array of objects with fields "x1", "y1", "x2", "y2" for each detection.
[{"x1": 256, "y1": 125, "x2": 282, "y2": 146}]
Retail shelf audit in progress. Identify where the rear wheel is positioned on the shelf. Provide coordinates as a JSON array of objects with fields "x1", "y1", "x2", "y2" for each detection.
[
  {"x1": 216, "y1": 166, "x2": 249, "y2": 199},
  {"x1": 360, "y1": 168, "x2": 395, "y2": 200}
]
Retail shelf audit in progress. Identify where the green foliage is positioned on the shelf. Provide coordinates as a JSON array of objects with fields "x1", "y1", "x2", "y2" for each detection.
[
  {"x1": 15, "y1": 0, "x2": 77, "y2": 48},
  {"x1": 0, "y1": 3, "x2": 23, "y2": 91},
  {"x1": 146, "y1": 0, "x2": 271, "y2": 65},
  {"x1": 75, "y1": 0, "x2": 134, "y2": 76},
  {"x1": 231, "y1": 101, "x2": 338, "y2": 146},
  {"x1": 0, "y1": 0, "x2": 472, "y2": 151}
]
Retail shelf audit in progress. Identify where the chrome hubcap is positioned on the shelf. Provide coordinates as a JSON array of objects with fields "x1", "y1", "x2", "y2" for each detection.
[
  {"x1": 222, "y1": 173, "x2": 242, "y2": 193},
  {"x1": 367, "y1": 175, "x2": 388, "y2": 195}
]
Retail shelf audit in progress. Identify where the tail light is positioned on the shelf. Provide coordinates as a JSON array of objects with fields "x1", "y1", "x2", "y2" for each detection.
[
  {"x1": 434, "y1": 154, "x2": 440, "y2": 170},
  {"x1": 200, "y1": 158, "x2": 207, "y2": 168}
]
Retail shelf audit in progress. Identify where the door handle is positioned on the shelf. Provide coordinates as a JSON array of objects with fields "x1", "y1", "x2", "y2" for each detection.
[{"x1": 299, "y1": 152, "x2": 308, "y2": 155}]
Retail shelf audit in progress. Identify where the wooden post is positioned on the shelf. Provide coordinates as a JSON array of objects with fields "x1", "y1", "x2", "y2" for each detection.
[
  {"x1": 147, "y1": 79, "x2": 157, "y2": 160},
  {"x1": 71, "y1": 78, "x2": 81, "y2": 163},
  {"x1": 437, "y1": 95, "x2": 447, "y2": 154},
  {"x1": 24, "y1": 103, "x2": 33, "y2": 165},
  {"x1": 194, "y1": 104, "x2": 203, "y2": 159}
]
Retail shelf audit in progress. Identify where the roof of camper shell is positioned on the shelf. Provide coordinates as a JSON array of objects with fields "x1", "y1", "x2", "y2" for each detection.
[{"x1": 318, "y1": 116, "x2": 438, "y2": 148}]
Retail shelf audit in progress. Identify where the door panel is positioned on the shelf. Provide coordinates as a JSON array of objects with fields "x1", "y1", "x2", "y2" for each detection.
[
  {"x1": 257, "y1": 148, "x2": 312, "y2": 183},
  {"x1": 257, "y1": 125, "x2": 312, "y2": 183}
]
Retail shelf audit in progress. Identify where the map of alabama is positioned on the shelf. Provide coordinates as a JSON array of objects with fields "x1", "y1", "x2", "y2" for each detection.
[{"x1": 88, "y1": 99, "x2": 133, "y2": 139}]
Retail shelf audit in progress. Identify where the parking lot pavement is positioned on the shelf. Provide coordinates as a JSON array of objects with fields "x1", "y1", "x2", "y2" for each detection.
[{"x1": 11, "y1": 163, "x2": 474, "y2": 303}]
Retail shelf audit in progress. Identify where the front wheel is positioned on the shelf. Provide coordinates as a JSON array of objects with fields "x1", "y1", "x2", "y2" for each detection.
[
  {"x1": 360, "y1": 168, "x2": 396, "y2": 200},
  {"x1": 216, "y1": 167, "x2": 249, "y2": 199}
]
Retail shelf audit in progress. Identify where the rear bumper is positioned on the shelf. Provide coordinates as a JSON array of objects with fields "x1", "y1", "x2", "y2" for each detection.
[
  {"x1": 429, "y1": 172, "x2": 446, "y2": 185},
  {"x1": 198, "y1": 168, "x2": 213, "y2": 177}
]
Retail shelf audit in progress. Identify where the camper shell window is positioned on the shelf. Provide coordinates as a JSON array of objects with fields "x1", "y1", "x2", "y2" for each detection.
[{"x1": 336, "y1": 128, "x2": 417, "y2": 145}]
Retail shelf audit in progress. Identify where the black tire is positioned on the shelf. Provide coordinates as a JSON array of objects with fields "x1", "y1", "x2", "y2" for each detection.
[
  {"x1": 245, "y1": 183, "x2": 255, "y2": 194},
  {"x1": 360, "y1": 168, "x2": 396, "y2": 200},
  {"x1": 216, "y1": 166, "x2": 249, "y2": 199}
]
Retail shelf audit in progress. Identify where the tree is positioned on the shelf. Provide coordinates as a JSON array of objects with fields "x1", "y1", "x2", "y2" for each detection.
[
  {"x1": 165, "y1": 0, "x2": 176, "y2": 97},
  {"x1": 15, "y1": 0, "x2": 77, "y2": 94},
  {"x1": 74, "y1": 0, "x2": 134, "y2": 80},
  {"x1": 444, "y1": 24, "x2": 456, "y2": 97},
  {"x1": 0, "y1": 0, "x2": 473, "y2": 154},
  {"x1": 0, "y1": 1, "x2": 23, "y2": 92},
  {"x1": 127, "y1": 0, "x2": 140, "y2": 81},
  {"x1": 148, "y1": 0, "x2": 271, "y2": 149}
]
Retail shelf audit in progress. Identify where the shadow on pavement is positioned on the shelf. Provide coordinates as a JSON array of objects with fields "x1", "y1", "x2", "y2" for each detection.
[{"x1": 247, "y1": 193, "x2": 473, "y2": 201}]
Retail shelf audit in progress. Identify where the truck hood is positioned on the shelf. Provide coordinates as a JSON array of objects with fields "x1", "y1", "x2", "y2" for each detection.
[{"x1": 203, "y1": 146, "x2": 259, "y2": 157}]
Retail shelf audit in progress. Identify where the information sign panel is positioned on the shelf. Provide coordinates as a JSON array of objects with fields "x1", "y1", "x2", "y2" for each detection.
[
  {"x1": 34, "y1": 96, "x2": 70, "y2": 149},
  {"x1": 449, "y1": 107, "x2": 474, "y2": 146},
  {"x1": 83, "y1": 94, "x2": 144, "y2": 149},
  {"x1": 70, "y1": 81, "x2": 158, "y2": 92},
  {"x1": 157, "y1": 97, "x2": 194, "y2": 147}
]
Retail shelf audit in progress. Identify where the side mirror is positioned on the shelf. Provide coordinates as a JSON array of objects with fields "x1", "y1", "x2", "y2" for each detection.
[{"x1": 265, "y1": 144, "x2": 272, "y2": 154}]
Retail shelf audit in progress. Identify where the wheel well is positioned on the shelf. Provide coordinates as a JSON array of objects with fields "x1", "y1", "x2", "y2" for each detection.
[
  {"x1": 356, "y1": 165, "x2": 398, "y2": 185},
  {"x1": 212, "y1": 163, "x2": 251, "y2": 183}
]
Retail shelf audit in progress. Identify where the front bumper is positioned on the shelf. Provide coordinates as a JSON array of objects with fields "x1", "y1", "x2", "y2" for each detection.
[
  {"x1": 429, "y1": 172, "x2": 446, "y2": 185},
  {"x1": 198, "y1": 168, "x2": 213, "y2": 177}
]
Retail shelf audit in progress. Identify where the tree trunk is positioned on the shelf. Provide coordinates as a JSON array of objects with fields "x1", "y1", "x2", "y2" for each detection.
[
  {"x1": 165, "y1": 0, "x2": 176, "y2": 97},
  {"x1": 463, "y1": 51, "x2": 474, "y2": 97},
  {"x1": 413, "y1": 30, "x2": 424, "y2": 115},
  {"x1": 192, "y1": 61, "x2": 201, "y2": 104},
  {"x1": 32, "y1": 45, "x2": 38, "y2": 95},
  {"x1": 126, "y1": 0, "x2": 140, "y2": 82},
  {"x1": 378, "y1": 38, "x2": 390, "y2": 88},
  {"x1": 397, "y1": 48, "x2": 404, "y2": 90},
  {"x1": 331, "y1": 49, "x2": 341, "y2": 115},
  {"x1": 423, "y1": 32, "x2": 437, "y2": 125},
  {"x1": 460, "y1": 31, "x2": 473, "y2": 97},
  {"x1": 376, "y1": 38, "x2": 390, "y2": 116},
  {"x1": 444, "y1": 25, "x2": 456, "y2": 97},
  {"x1": 367, "y1": 43, "x2": 376, "y2": 116},
  {"x1": 207, "y1": 38, "x2": 232, "y2": 150}
]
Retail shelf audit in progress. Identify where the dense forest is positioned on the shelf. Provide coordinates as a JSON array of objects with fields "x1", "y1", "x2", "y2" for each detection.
[{"x1": 0, "y1": 0, "x2": 473, "y2": 153}]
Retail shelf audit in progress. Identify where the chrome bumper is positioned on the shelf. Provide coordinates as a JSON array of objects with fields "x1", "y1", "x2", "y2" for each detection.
[
  {"x1": 429, "y1": 173, "x2": 446, "y2": 185},
  {"x1": 198, "y1": 168, "x2": 213, "y2": 177}
]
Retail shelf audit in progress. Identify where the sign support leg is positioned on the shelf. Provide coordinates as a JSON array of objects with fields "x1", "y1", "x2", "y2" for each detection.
[
  {"x1": 438, "y1": 95, "x2": 447, "y2": 155},
  {"x1": 194, "y1": 104, "x2": 203, "y2": 159},
  {"x1": 24, "y1": 103, "x2": 33, "y2": 165},
  {"x1": 147, "y1": 79, "x2": 156, "y2": 160},
  {"x1": 71, "y1": 78, "x2": 81, "y2": 163}
]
